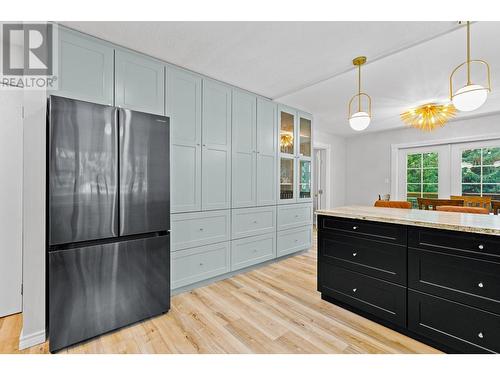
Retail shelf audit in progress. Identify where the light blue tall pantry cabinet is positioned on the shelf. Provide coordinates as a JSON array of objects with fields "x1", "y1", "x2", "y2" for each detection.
[{"x1": 52, "y1": 24, "x2": 313, "y2": 293}]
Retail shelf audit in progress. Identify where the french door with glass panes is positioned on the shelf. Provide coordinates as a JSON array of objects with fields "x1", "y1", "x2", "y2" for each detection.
[
  {"x1": 397, "y1": 145, "x2": 450, "y2": 208},
  {"x1": 450, "y1": 140, "x2": 500, "y2": 200}
]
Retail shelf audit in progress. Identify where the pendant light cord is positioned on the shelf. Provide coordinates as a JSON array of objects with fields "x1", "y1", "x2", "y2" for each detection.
[
  {"x1": 467, "y1": 21, "x2": 471, "y2": 85},
  {"x1": 358, "y1": 64, "x2": 361, "y2": 112}
]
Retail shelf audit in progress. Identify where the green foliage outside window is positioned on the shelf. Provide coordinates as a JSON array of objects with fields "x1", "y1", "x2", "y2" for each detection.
[
  {"x1": 461, "y1": 147, "x2": 500, "y2": 200},
  {"x1": 406, "y1": 152, "x2": 438, "y2": 208}
]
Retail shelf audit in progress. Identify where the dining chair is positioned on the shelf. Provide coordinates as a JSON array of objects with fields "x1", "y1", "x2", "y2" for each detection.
[
  {"x1": 436, "y1": 205, "x2": 489, "y2": 215},
  {"x1": 417, "y1": 198, "x2": 464, "y2": 210},
  {"x1": 374, "y1": 200, "x2": 412, "y2": 209},
  {"x1": 492, "y1": 200, "x2": 500, "y2": 215},
  {"x1": 450, "y1": 195, "x2": 492, "y2": 209}
]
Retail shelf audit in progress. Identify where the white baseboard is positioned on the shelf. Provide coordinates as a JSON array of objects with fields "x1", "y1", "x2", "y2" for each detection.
[{"x1": 19, "y1": 328, "x2": 46, "y2": 350}]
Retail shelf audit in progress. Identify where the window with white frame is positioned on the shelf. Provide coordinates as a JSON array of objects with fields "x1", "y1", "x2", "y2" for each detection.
[
  {"x1": 460, "y1": 146, "x2": 500, "y2": 200},
  {"x1": 406, "y1": 152, "x2": 439, "y2": 208},
  {"x1": 396, "y1": 139, "x2": 500, "y2": 207}
]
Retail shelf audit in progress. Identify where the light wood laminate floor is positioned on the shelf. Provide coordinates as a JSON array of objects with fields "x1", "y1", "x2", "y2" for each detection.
[{"x1": 0, "y1": 230, "x2": 441, "y2": 354}]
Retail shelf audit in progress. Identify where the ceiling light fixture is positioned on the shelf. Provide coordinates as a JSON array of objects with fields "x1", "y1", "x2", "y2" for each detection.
[
  {"x1": 348, "y1": 56, "x2": 372, "y2": 131},
  {"x1": 401, "y1": 103, "x2": 456, "y2": 131},
  {"x1": 450, "y1": 21, "x2": 491, "y2": 112}
]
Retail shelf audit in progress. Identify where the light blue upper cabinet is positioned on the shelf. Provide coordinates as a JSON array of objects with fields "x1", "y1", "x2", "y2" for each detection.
[
  {"x1": 202, "y1": 79, "x2": 232, "y2": 211},
  {"x1": 278, "y1": 105, "x2": 298, "y2": 204},
  {"x1": 167, "y1": 66, "x2": 202, "y2": 213},
  {"x1": 115, "y1": 49, "x2": 165, "y2": 115},
  {"x1": 256, "y1": 98, "x2": 278, "y2": 206},
  {"x1": 54, "y1": 27, "x2": 114, "y2": 105},
  {"x1": 232, "y1": 89, "x2": 257, "y2": 208}
]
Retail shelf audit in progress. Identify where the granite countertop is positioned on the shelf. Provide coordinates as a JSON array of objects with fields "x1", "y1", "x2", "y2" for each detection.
[{"x1": 316, "y1": 206, "x2": 500, "y2": 236}]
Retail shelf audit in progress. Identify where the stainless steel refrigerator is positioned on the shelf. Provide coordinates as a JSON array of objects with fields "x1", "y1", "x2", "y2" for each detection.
[{"x1": 47, "y1": 95, "x2": 170, "y2": 352}]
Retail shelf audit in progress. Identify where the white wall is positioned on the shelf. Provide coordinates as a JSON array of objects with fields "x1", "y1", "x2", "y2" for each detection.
[
  {"x1": 314, "y1": 130, "x2": 346, "y2": 208},
  {"x1": 19, "y1": 89, "x2": 47, "y2": 349},
  {"x1": 345, "y1": 113, "x2": 500, "y2": 205}
]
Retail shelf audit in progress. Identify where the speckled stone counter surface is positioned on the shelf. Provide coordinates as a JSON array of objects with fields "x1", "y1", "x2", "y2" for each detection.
[{"x1": 316, "y1": 206, "x2": 500, "y2": 236}]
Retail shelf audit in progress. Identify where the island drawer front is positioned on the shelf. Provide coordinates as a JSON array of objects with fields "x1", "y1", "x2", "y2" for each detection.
[
  {"x1": 318, "y1": 216, "x2": 406, "y2": 245},
  {"x1": 231, "y1": 232, "x2": 276, "y2": 271},
  {"x1": 319, "y1": 232, "x2": 406, "y2": 285},
  {"x1": 171, "y1": 242, "x2": 230, "y2": 289},
  {"x1": 277, "y1": 226, "x2": 312, "y2": 257},
  {"x1": 408, "y1": 227, "x2": 500, "y2": 259},
  {"x1": 319, "y1": 263, "x2": 406, "y2": 327},
  {"x1": 277, "y1": 203, "x2": 313, "y2": 231},
  {"x1": 408, "y1": 290, "x2": 500, "y2": 354},
  {"x1": 408, "y1": 248, "x2": 500, "y2": 314},
  {"x1": 171, "y1": 210, "x2": 230, "y2": 251},
  {"x1": 231, "y1": 206, "x2": 276, "y2": 240}
]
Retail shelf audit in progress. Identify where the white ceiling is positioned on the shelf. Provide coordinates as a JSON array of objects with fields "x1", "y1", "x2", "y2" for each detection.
[{"x1": 62, "y1": 21, "x2": 500, "y2": 137}]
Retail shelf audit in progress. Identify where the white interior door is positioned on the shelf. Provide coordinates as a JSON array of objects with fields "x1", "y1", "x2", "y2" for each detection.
[{"x1": 0, "y1": 88, "x2": 23, "y2": 317}]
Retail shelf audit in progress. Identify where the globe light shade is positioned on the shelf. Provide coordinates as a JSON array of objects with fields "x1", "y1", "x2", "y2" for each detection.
[
  {"x1": 349, "y1": 111, "x2": 371, "y2": 131},
  {"x1": 452, "y1": 84, "x2": 488, "y2": 112}
]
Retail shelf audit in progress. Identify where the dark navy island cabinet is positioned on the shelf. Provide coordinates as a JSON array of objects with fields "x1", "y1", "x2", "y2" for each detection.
[{"x1": 317, "y1": 214, "x2": 500, "y2": 354}]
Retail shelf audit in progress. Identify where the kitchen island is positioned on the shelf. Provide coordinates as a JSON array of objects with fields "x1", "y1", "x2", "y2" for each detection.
[{"x1": 316, "y1": 206, "x2": 500, "y2": 353}]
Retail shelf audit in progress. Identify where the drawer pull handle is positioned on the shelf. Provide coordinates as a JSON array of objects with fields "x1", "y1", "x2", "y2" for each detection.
[
  {"x1": 478, "y1": 332, "x2": 484, "y2": 339},
  {"x1": 295, "y1": 215, "x2": 299, "y2": 218},
  {"x1": 352, "y1": 226, "x2": 358, "y2": 230},
  {"x1": 352, "y1": 288, "x2": 357, "y2": 293},
  {"x1": 199, "y1": 228, "x2": 204, "y2": 231},
  {"x1": 478, "y1": 282, "x2": 484, "y2": 288},
  {"x1": 294, "y1": 239, "x2": 299, "y2": 242},
  {"x1": 199, "y1": 262, "x2": 204, "y2": 267},
  {"x1": 253, "y1": 249, "x2": 258, "y2": 253},
  {"x1": 352, "y1": 252, "x2": 357, "y2": 257},
  {"x1": 253, "y1": 220, "x2": 258, "y2": 224},
  {"x1": 478, "y1": 244, "x2": 484, "y2": 250}
]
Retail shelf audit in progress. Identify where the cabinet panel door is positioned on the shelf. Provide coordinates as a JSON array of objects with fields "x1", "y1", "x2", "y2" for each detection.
[
  {"x1": 202, "y1": 80, "x2": 231, "y2": 210},
  {"x1": 256, "y1": 98, "x2": 278, "y2": 206},
  {"x1": 232, "y1": 90, "x2": 256, "y2": 208},
  {"x1": 55, "y1": 28, "x2": 114, "y2": 105},
  {"x1": 115, "y1": 49, "x2": 164, "y2": 115},
  {"x1": 167, "y1": 67, "x2": 202, "y2": 213}
]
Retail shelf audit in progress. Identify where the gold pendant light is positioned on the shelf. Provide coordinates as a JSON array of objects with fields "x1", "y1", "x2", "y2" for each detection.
[
  {"x1": 348, "y1": 56, "x2": 372, "y2": 131},
  {"x1": 401, "y1": 103, "x2": 456, "y2": 131},
  {"x1": 450, "y1": 21, "x2": 491, "y2": 111}
]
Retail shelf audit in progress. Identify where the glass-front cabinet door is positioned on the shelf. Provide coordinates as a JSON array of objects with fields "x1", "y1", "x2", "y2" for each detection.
[
  {"x1": 298, "y1": 115, "x2": 312, "y2": 158},
  {"x1": 278, "y1": 107, "x2": 312, "y2": 203},
  {"x1": 298, "y1": 159, "x2": 311, "y2": 199},
  {"x1": 297, "y1": 112, "x2": 312, "y2": 202},
  {"x1": 280, "y1": 157, "x2": 295, "y2": 201},
  {"x1": 280, "y1": 109, "x2": 295, "y2": 156}
]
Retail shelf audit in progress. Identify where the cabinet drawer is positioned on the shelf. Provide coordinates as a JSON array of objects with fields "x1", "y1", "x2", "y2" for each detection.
[
  {"x1": 232, "y1": 206, "x2": 276, "y2": 239},
  {"x1": 231, "y1": 233, "x2": 276, "y2": 271},
  {"x1": 408, "y1": 290, "x2": 500, "y2": 353},
  {"x1": 319, "y1": 232, "x2": 406, "y2": 285},
  {"x1": 319, "y1": 216, "x2": 406, "y2": 245},
  {"x1": 171, "y1": 242, "x2": 230, "y2": 289},
  {"x1": 409, "y1": 227, "x2": 500, "y2": 259},
  {"x1": 277, "y1": 203, "x2": 312, "y2": 231},
  {"x1": 171, "y1": 210, "x2": 230, "y2": 251},
  {"x1": 277, "y1": 226, "x2": 312, "y2": 257},
  {"x1": 319, "y1": 263, "x2": 406, "y2": 327},
  {"x1": 408, "y1": 248, "x2": 500, "y2": 314}
]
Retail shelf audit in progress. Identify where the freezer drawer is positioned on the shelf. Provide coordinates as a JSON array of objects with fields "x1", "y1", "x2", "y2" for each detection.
[
  {"x1": 48, "y1": 96, "x2": 118, "y2": 245},
  {"x1": 48, "y1": 235, "x2": 170, "y2": 352},
  {"x1": 119, "y1": 108, "x2": 170, "y2": 236}
]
